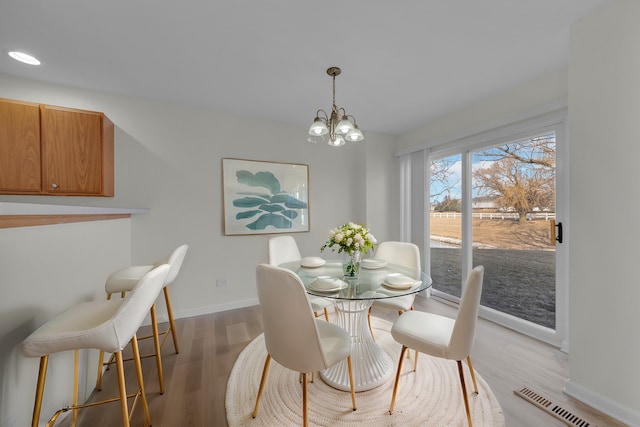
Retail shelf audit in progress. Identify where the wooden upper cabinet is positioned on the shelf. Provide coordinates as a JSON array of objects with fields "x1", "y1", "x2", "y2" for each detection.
[
  {"x1": 41, "y1": 105, "x2": 114, "y2": 196},
  {"x1": 0, "y1": 99, "x2": 42, "y2": 193},
  {"x1": 0, "y1": 98, "x2": 114, "y2": 196}
]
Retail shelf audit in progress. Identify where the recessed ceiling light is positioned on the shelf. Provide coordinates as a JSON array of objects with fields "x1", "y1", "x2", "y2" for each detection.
[{"x1": 8, "y1": 51, "x2": 41, "y2": 65}]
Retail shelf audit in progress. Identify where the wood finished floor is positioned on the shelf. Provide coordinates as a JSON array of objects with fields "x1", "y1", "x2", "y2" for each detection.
[{"x1": 56, "y1": 298, "x2": 626, "y2": 427}]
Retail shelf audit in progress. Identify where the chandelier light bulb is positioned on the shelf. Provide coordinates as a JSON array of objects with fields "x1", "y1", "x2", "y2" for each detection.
[
  {"x1": 346, "y1": 127, "x2": 364, "y2": 142},
  {"x1": 309, "y1": 117, "x2": 329, "y2": 136},
  {"x1": 328, "y1": 135, "x2": 346, "y2": 147},
  {"x1": 336, "y1": 116, "x2": 354, "y2": 134}
]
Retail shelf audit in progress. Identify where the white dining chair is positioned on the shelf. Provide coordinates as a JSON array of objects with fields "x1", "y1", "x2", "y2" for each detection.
[
  {"x1": 388, "y1": 265, "x2": 484, "y2": 427},
  {"x1": 252, "y1": 264, "x2": 356, "y2": 426},
  {"x1": 267, "y1": 235, "x2": 332, "y2": 321},
  {"x1": 367, "y1": 241, "x2": 421, "y2": 339},
  {"x1": 96, "y1": 244, "x2": 189, "y2": 393},
  {"x1": 22, "y1": 264, "x2": 171, "y2": 427}
]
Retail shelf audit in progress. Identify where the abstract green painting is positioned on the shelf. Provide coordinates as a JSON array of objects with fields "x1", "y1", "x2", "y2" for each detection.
[{"x1": 222, "y1": 158, "x2": 309, "y2": 235}]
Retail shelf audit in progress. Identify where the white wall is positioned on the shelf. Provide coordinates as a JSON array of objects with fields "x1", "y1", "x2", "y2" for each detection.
[
  {"x1": 0, "y1": 73, "x2": 397, "y2": 426},
  {"x1": 565, "y1": 0, "x2": 640, "y2": 424},
  {"x1": 397, "y1": 68, "x2": 568, "y2": 150},
  {"x1": 364, "y1": 132, "x2": 399, "y2": 242}
]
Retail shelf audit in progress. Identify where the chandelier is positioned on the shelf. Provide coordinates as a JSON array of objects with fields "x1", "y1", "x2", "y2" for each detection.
[{"x1": 307, "y1": 66, "x2": 364, "y2": 147}]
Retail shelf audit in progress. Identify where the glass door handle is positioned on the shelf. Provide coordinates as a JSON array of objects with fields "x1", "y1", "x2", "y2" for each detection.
[{"x1": 555, "y1": 222, "x2": 563, "y2": 244}]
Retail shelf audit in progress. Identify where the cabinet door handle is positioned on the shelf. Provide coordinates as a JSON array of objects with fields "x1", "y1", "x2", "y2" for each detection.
[{"x1": 50, "y1": 183, "x2": 58, "y2": 189}]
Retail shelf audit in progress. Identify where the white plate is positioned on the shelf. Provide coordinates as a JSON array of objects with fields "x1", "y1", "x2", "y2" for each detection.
[
  {"x1": 308, "y1": 278, "x2": 347, "y2": 292},
  {"x1": 361, "y1": 258, "x2": 387, "y2": 269},
  {"x1": 382, "y1": 274, "x2": 420, "y2": 290},
  {"x1": 300, "y1": 257, "x2": 326, "y2": 268}
]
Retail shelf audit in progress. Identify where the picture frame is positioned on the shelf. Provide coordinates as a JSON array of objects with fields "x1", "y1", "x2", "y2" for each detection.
[{"x1": 222, "y1": 158, "x2": 310, "y2": 235}]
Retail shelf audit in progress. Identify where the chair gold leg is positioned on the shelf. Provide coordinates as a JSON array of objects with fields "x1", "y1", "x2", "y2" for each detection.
[
  {"x1": 413, "y1": 350, "x2": 419, "y2": 372},
  {"x1": 398, "y1": 310, "x2": 411, "y2": 359},
  {"x1": 367, "y1": 307, "x2": 375, "y2": 341},
  {"x1": 131, "y1": 335, "x2": 151, "y2": 427},
  {"x1": 347, "y1": 355, "x2": 356, "y2": 411},
  {"x1": 164, "y1": 287, "x2": 180, "y2": 354},
  {"x1": 95, "y1": 350, "x2": 106, "y2": 391},
  {"x1": 467, "y1": 356, "x2": 479, "y2": 394},
  {"x1": 302, "y1": 372, "x2": 308, "y2": 427},
  {"x1": 457, "y1": 360, "x2": 473, "y2": 427},
  {"x1": 150, "y1": 304, "x2": 164, "y2": 394},
  {"x1": 252, "y1": 354, "x2": 271, "y2": 418},
  {"x1": 389, "y1": 345, "x2": 408, "y2": 414},
  {"x1": 115, "y1": 352, "x2": 131, "y2": 427},
  {"x1": 72, "y1": 350, "x2": 79, "y2": 426},
  {"x1": 30, "y1": 355, "x2": 49, "y2": 427},
  {"x1": 323, "y1": 307, "x2": 329, "y2": 322},
  {"x1": 96, "y1": 293, "x2": 115, "y2": 391}
]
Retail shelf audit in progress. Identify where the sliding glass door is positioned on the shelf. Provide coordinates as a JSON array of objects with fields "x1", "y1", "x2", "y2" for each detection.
[{"x1": 428, "y1": 127, "x2": 562, "y2": 343}]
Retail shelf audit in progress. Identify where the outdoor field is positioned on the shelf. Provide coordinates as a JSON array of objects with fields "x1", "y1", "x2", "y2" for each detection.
[{"x1": 429, "y1": 215, "x2": 556, "y2": 329}]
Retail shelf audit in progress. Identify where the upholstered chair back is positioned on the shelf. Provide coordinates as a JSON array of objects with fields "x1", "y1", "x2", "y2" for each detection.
[
  {"x1": 255, "y1": 264, "x2": 329, "y2": 373},
  {"x1": 267, "y1": 236, "x2": 302, "y2": 266},
  {"x1": 449, "y1": 265, "x2": 484, "y2": 361}
]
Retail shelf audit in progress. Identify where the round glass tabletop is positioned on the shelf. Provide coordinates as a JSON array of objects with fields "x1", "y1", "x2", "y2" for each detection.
[{"x1": 279, "y1": 260, "x2": 432, "y2": 300}]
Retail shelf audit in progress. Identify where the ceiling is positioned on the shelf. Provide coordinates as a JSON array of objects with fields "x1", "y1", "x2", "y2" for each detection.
[{"x1": 0, "y1": 0, "x2": 611, "y2": 136}]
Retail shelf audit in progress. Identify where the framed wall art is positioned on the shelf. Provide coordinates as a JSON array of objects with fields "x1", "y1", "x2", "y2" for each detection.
[{"x1": 222, "y1": 158, "x2": 310, "y2": 235}]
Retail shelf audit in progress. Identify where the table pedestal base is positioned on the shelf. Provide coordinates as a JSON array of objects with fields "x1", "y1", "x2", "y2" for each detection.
[{"x1": 320, "y1": 299, "x2": 394, "y2": 392}]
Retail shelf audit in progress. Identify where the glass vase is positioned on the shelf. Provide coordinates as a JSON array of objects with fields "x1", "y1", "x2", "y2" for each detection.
[{"x1": 342, "y1": 250, "x2": 362, "y2": 278}]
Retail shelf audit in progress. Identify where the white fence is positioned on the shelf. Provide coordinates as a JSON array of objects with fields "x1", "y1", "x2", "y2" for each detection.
[{"x1": 430, "y1": 212, "x2": 556, "y2": 221}]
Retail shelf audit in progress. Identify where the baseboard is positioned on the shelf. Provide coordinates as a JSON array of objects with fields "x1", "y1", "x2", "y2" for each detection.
[
  {"x1": 564, "y1": 379, "x2": 640, "y2": 426},
  {"x1": 174, "y1": 297, "x2": 260, "y2": 320}
]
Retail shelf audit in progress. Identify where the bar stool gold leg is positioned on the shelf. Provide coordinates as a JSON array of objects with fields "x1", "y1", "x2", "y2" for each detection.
[
  {"x1": 95, "y1": 293, "x2": 114, "y2": 391},
  {"x1": 164, "y1": 287, "x2": 179, "y2": 353},
  {"x1": 150, "y1": 304, "x2": 164, "y2": 394},
  {"x1": 115, "y1": 352, "x2": 131, "y2": 427},
  {"x1": 30, "y1": 355, "x2": 49, "y2": 427},
  {"x1": 95, "y1": 349, "x2": 105, "y2": 391},
  {"x1": 131, "y1": 335, "x2": 151, "y2": 427},
  {"x1": 72, "y1": 350, "x2": 79, "y2": 426}
]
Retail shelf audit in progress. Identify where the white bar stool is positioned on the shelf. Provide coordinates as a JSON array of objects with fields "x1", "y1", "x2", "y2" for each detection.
[
  {"x1": 22, "y1": 264, "x2": 171, "y2": 427},
  {"x1": 95, "y1": 244, "x2": 188, "y2": 393}
]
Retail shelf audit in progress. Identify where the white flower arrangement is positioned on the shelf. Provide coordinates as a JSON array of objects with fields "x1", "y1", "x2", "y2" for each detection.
[{"x1": 320, "y1": 222, "x2": 377, "y2": 256}]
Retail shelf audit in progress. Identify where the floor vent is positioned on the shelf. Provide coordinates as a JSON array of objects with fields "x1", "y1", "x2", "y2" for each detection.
[{"x1": 514, "y1": 386, "x2": 598, "y2": 427}]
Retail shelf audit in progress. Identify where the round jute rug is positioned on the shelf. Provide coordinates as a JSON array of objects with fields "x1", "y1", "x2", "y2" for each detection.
[{"x1": 226, "y1": 317, "x2": 504, "y2": 426}]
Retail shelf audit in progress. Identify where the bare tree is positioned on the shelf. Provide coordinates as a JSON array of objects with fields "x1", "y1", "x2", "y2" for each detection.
[
  {"x1": 430, "y1": 157, "x2": 460, "y2": 207},
  {"x1": 473, "y1": 135, "x2": 555, "y2": 222}
]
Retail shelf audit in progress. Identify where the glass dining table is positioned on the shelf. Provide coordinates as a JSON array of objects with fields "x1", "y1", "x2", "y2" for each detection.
[{"x1": 279, "y1": 259, "x2": 432, "y2": 392}]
